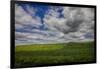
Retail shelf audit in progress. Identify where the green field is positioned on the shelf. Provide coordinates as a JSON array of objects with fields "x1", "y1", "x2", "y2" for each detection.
[{"x1": 15, "y1": 41, "x2": 96, "y2": 68}]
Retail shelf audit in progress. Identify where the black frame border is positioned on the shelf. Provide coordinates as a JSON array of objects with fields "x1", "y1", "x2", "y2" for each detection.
[{"x1": 10, "y1": 0, "x2": 97, "y2": 69}]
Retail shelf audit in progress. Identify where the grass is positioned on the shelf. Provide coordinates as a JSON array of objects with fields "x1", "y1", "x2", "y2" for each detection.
[{"x1": 15, "y1": 41, "x2": 96, "y2": 68}]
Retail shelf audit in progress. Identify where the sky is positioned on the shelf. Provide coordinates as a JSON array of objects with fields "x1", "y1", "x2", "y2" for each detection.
[{"x1": 15, "y1": 3, "x2": 95, "y2": 45}]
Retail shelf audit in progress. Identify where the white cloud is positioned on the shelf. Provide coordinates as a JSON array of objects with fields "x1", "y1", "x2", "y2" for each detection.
[
  {"x1": 15, "y1": 4, "x2": 42, "y2": 30},
  {"x1": 15, "y1": 4, "x2": 95, "y2": 45},
  {"x1": 43, "y1": 6, "x2": 95, "y2": 42},
  {"x1": 15, "y1": 29, "x2": 64, "y2": 42}
]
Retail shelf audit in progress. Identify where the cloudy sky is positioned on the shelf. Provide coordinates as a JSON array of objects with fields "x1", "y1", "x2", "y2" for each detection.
[{"x1": 15, "y1": 3, "x2": 95, "y2": 45}]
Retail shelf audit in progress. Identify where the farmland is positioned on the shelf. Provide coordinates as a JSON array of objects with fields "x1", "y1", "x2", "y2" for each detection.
[{"x1": 15, "y1": 41, "x2": 96, "y2": 68}]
